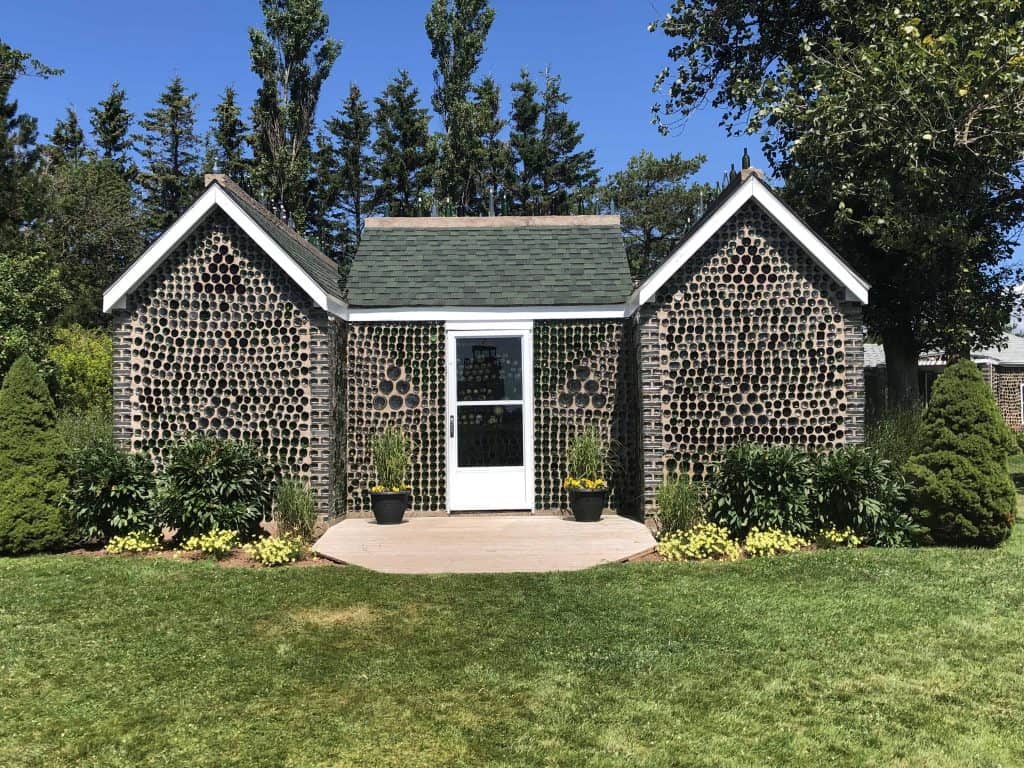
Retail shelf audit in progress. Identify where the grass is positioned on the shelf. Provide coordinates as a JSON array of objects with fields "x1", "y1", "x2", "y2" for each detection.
[{"x1": 2, "y1": 532, "x2": 1023, "y2": 768}]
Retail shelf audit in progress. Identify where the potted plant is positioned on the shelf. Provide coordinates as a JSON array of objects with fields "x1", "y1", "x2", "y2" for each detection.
[
  {"x1": 564, "y1": 426, "x2": 610, "y2": 522},
  {"x1": 370, "y1": 426, "x2": 411, "y2": 524}
]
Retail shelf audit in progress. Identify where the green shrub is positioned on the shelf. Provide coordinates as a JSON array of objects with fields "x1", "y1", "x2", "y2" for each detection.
[
  {"x1": 105, "y1": 530, "x2": 162, "y2": 554},
  {"x1": 156, "y1": 436, "x2": 275, "y2": 541},
  {"x1": 274, "y1": 477, "x2": 318, "y2": 541},
  {"x1": 811, "y1": 445, "x2": 916, "y2": 547},
  {"x1": 743, "y1": 527, "x2": 809, "y2": 558},
  {"x1": 46, "y1": 325, "x2": 113, "y2": 413},
  {"x1": 709, "y1": 443, "x2": 814, "y2": 537},
  {"x1": 244, "y1": 534, "x2": 304, "y2": 566},
  {"x1": 906, "y1": 361, "x2": 1016, "y2": 547},
  {"x1": 57, "y1": 405, "x2": 113, "y2": 454},
  {"x1": 371, "y1": 426, "x2": 410, "y2": 490},
  {"x1": 654, "y1": 474, "x2": 704, "y2": 535},
  {"x1": 656, "y1": 522, "x2": 741, "y2": 561},
  {"x1": 0, "y1": 356, "x2": 69, "y2": 554},
  {"x1": 63, "y1": 429, "x2": 155, "y2": 543},
  {"x1": 566, "y1": 426, "x2": 609, "y2": 482},
  {"x1": 180, "y1": 528, "x2": 239, "y2": 559},
  {"x1": 865, "y1": 406, "x2": 924, "y2": 468},
  {"x1": 1015, "y1": 430, "x2": 1024, "y2": 455}
]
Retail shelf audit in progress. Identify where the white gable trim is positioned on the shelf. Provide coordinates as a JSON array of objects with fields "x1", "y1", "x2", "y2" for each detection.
[
  {"x1": 626, "y1": 176, "x2": 870, "y2": 314},
  {"x1": 102, "y1": 184, "x2": 348, "y2": 317},
  {"x1": 347, "y1": 305, "x2": 627, "y2": 322}
]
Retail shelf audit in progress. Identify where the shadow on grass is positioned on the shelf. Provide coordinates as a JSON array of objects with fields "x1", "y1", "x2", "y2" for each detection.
[{"x1": 1009, "y1": 454, "x2": 1024, "y2": 494}]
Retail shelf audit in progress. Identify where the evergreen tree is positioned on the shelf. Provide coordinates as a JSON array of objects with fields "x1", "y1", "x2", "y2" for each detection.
[
  {"x1": 508, "y1": 69, "x2": 544, "y2": 213},
  {"x1": 906, "y1": 360, "x2": 1016, "y2": 547},
  {"x1": 249, "y1": 0, "x2": 341, "y2": 226},
  {"x1": 425, "y1": 0, "x2": 495, "y2": 212},
  {"x1": 604, "y1": 151, "x2": 709, "y2": 278},
  {"x1": 306, "y1": 130, "x2": 343, "y2": 258},
  {"x1": 88, "y1": 82, "x2": 134, "y2": 177},
  {"x1": 327, "y1": 83, "x2": 375, "y2": 259},
  {"x1": 0, "y1": 42, "x2": 60, "y2": 238},
  {"x1": 508, "y1": 69, "x2": 597, "y2": 214},
  {"x1": 135, "y1": 76, "x2": 202, "y2": 235},
  {"x1": 372, "y1": 70, "x2": 433, "y2": 216},
  {"x1": 538, "y1": 72, "x2": 598, "y2": 214},
  {"x1": 46, "y1": 107, "x2": 86, "y2": 164},
  {"x1": 472, "y1": 76, "x2": 512, "y2": 212},
  {"x1": 207, "y1": 86, "x2": 250, "y2": 186},
  {"x1": 0, "y1": 355, "x2": 69, "y2": 555}
]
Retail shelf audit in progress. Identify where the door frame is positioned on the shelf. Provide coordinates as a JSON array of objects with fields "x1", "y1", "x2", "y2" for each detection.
[{"x1": 445, "y1": 320, "x2": 535, "y2": 513}]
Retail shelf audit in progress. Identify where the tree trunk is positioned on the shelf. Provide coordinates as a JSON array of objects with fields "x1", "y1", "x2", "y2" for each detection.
[{"x1": 883, "y1": 334, "x2": 921, "y2": 409}]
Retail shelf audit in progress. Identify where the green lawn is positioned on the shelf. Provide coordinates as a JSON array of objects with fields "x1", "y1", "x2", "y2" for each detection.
[{"x1": 2, "y1": 529, "x2": 1024, "y2": 768}]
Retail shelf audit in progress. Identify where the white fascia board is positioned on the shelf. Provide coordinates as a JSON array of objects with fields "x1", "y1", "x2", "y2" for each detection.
[
  {"x1": 103, "y1": 185, "x2": 219, "y2": 312},
  {"x1": 102, "y1": 184, "x2": 349, "y2": 319},
  {"x1": 626, "y1": 177, "x2": 870, "y2": 316},
  {"x1": 446, "y1": 320, "x2": 534, "y2": 332},
  {"x1": 347, "y1": 305, "x2": 627, "y2": 322}
]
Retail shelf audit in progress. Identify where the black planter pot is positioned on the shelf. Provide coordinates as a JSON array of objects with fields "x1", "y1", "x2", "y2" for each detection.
[
  {"x1": 371, "y1": 492, "x2": 410, "y2": 524},
  {"x1": 569, "y1": 489, "x2": 607, "y2": 522}
]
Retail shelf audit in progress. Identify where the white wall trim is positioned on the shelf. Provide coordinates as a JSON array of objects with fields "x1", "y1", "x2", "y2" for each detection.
[
  {"x1": 349, "y1": 305, "x2": 626, "y2": 322},
  {"x1": 626, "y1": 176, "x2": 870, "y2": 314},
  {"x1": 102, "y1": 183, "x2": 349, "y2": 318}
]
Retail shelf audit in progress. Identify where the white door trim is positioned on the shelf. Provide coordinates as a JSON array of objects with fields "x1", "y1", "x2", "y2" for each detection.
[{"x1": 445, "y1": 324, "x2": 535, "y2": 512}]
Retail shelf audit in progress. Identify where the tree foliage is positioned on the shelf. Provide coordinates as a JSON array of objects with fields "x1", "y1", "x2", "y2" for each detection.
[
  {"x1": 373, "y1": 70, "x2": 433, "y2": 216},
  {"x1": 0, "y1": 355, "x2": 68, "y2": 554},
  {"x1": 135, "y1": 76, "x2": 202, "y2": 236},
  {"x1": 327, "y1": 83, "x2": 375, "y2": 259},
  {"x1": 604, "y1": 150, "x2": 709, "y2": 278},
  {"x1": 425, "y1": 0, "x2": 495, "y2": 212},
  {"x1": 906, "y1": 360, "x2": 1016, "y2": 546},
  {"x1": 249, "y1": 0, "x2": 341, "y2": 225},
  {"x1": 653, "y1": 0, "x2": 1024, "y2": 404},
  {"x1": 0, "y1": 247, "x2": 68, "y2": 375},
  {"x1": 207, "y1": 86, "x2": 250, "y2": 186},
  {"x1": 46, "y1": 107, "x2": 86, "y2": 164},
  {"x1": 46, "y1": 324, "x2": 113, "y2": 413},
  {"x1": 89, "y1": 82, "x2": 134, "y2": 177}
]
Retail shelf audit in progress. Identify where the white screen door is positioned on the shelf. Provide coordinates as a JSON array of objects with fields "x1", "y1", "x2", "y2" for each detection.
[{"x1": 446, "y1": 326, "x2": 533, "y2": 511}]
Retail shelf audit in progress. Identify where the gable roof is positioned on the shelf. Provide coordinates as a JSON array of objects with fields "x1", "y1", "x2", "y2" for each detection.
[
  {"x1": 627, "y1": 170, "x2": 870, "y2": 313},
  {"x1": 103, "y1": 175, "x2": 345, "y2": 316},
  {"x1": 346, "y1": 216, "x2": 632, "y2": 311}
]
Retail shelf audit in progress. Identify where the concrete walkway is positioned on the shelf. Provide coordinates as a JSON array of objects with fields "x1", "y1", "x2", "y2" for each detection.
[{"x1": 313, "y1": 514, "x2": 656, "y2": 574}]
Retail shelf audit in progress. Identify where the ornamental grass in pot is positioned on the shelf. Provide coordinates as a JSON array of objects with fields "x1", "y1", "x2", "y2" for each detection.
[
  {"x1": 370, "y1": 426, "x2": 411, "y2": 524},
  {"x1": 564, "y1": 426, "x2": 610, "y2": 522}
]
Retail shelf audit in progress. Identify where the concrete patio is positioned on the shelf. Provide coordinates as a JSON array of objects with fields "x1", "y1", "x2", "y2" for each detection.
[{"x1": 312, "y1": 514, "x2": 656, "y2": 574}]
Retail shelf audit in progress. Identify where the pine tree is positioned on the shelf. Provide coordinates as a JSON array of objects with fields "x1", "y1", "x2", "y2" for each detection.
[
  {"x1": 208, "y1": 86, "x2": 250, "y2": 186},
  {"x1": 88, "y1": 82, "x2": 134, "y2": 177},
  {"x1": 327, "y1": 83, "x2": 375, "y2": 260},
  {"x1": 249, "y1": 0, "x2": 341, "y2": 226},
  {"x1": 508, "y1": 69, "x2": 598, "y2": 215},
  {"x1": 472, "y1": 76, "x2": 511, "y2": 213},
  {"x1": 372, "y1": 70, "x2": 433, "y2": 216},
  {"x1": 508, "y1": 69, "x2": 544, "y2": 213},
  {"x1": 0, "y1": 42, "x2": 60, "y2": 238},
  {"x1": 46, "y1": 107, "x2": 86, "y2": 164},
  {"x1": 604, "y1": 151, "x2": 709, "y2": 278},
  {"x1": 0, "y1": 355, "x2": 68, "y2": 555},
  {"x1": 306, "y1": 130, "x2": 342, "y2": 258},
  {"x1": 425, "y1": 0, "x2": 495, "y2": 213},
  {"x1": 135, "y1": 76, "x2": 202, "y2": 235},
  {"x1": 538, "y1": 72, "x2": 598, "y2": 214},
  {"x1": 906, "y1": 360, "x2": 1017, "y2": 547}
]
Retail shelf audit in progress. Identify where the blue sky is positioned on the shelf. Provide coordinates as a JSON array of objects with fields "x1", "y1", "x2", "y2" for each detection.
[{"x1": 5, "y1": 0, "x2": 764, "y2": 187}]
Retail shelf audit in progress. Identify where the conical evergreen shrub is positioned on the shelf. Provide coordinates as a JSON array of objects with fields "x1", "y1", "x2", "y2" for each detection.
[
  {"x1": 0, "y1": 355, "x2": 69, "y2": 554},
  {"x1": 905, "y1": 360, "x2": 1016, "y2": 547}
]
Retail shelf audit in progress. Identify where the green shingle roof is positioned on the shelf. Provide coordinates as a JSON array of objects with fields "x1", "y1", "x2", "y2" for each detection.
[
  {"x1": 347, "y1": 218, "x2": 632, "y2": 307},
  {"x1": 215, "y1": 177, "x2": 344, "y2": 302}
]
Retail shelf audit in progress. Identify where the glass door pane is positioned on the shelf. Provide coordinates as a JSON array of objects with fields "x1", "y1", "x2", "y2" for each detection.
[{"x1": 455, "y1": 336, "x2": 524, "y2": 468}]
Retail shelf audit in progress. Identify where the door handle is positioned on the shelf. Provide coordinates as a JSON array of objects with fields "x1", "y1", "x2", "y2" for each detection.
[{"x1": 449, "y1": 415, "x2": 455, "y2": 438}]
